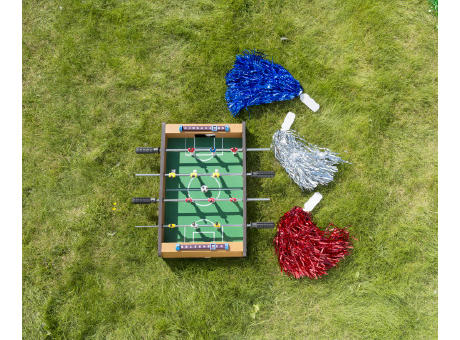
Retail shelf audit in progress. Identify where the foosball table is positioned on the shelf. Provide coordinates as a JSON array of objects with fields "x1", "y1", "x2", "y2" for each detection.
[{"x1": 132, "y1": 123, "x2": 275, "y2": 258}]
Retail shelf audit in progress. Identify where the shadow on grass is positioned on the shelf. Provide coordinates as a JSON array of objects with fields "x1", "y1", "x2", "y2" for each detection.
[{"x1": 163, "y1": 256, "x2": 249, "y2": 273}]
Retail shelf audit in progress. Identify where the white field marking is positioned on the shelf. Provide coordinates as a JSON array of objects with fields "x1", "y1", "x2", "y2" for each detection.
[
  {"x1": 184, "y1": 137, "x2": 224, "y2": 162},
  {"x1": 186, "y1": 218, "x2": 214, "y2": 242},
  {"x1": 180, "y1": 136, "x2": 235, "y2": 240},
  {"x1": 187, "y1": 176, "x2": 222, "y2": 207}
]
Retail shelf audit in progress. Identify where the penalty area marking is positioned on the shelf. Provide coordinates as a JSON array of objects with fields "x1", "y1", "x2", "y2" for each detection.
[
  {"x1": 184, "y1": 136, "x2": 224, "y2": 162},
  {"x1": 184, "y1": 218, "x2": 224, "y2": 243},
  {"x1": 185, "y1": 218, "x2": 214, "y2": 242}
]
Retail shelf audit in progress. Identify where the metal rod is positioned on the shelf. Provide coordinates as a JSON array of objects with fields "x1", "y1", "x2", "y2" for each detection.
[
  {"x1": 135, "y1": 222, "x2": 274, "y2": 228},
  {"x1": 136, "y1": 172, "x2": 264, "y2": 177},
  {"x1": 162, "y1": 197, "x2": 269, "y2": 202},
  {"x1": 136, "y1": 224, "x2": 246, "y2": 228},
  {"x1": 136, "y1": 172, "x2": 244, "y2": 177},
  {"x1": 247, "y1": 148, "x2": 271, "y2": 152},
  {"x1": 162, "y1": 147, "x2": 270, "y2": 152}
]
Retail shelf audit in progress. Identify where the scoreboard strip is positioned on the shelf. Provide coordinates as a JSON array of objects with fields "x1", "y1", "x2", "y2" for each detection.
[
  {"x1": 179, "y1": 125, "x2": 230, "y2": 132},
  {"x1": 175, "y1": 243, "x2": 230, "y2": 251}
]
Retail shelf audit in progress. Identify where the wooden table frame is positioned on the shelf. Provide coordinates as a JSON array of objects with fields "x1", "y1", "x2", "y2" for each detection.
[{"x1": 157, "y1": 123, "x2": 247, "y2": 258}]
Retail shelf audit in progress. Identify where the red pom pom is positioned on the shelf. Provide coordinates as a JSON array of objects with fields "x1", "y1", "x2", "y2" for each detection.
[{"x1": 273, "y1": 206, "x2": 353, "y2": 279}]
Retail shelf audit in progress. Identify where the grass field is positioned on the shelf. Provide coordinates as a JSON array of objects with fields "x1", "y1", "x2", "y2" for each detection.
[{"x1": 23, "y1": 0, "x2": 438, "y2": 338}]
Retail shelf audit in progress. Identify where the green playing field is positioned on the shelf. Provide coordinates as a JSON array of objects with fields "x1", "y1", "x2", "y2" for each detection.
[{"x1": 163, "y1": 137, "x2": 244, "y2": 243}]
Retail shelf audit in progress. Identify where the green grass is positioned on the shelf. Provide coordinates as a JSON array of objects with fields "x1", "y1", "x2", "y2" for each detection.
[
  {"x1": 23, "y1": 0, "x2": 437, "y2": 338},
  {"x1": 429, "y1": 0, "x2": 438, "y2": 15}
]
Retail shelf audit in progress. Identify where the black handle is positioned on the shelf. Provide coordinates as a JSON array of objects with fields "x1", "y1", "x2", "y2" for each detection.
[
  {"x1": 250, "y1": 222, "x2": 275, "y2": 229},
  {"x1": 132, "y1": 197, "x2": 158, "y2": 204},
  {"x1": 136, "y1": 147, "x2": 160, "y2": 154},
  {"x1": 249, "y1": 171, "x2": 275, "y2": 178}
]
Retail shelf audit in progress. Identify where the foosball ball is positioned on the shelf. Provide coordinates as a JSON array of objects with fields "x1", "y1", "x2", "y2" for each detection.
[{"x1": 133, "y1": 123, "x2": 275, "y2": 258}]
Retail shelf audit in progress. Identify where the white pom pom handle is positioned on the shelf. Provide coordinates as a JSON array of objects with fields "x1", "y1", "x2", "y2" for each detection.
[
  {"x1": 281, "y1": 112, "x2": 296, "y2": 131},
  {"x1": 303, "y1": 192, "x2": 323, "y2": 212},
  {"x1": 300, "y1": 93, "x2": 320, "y2": 112}
]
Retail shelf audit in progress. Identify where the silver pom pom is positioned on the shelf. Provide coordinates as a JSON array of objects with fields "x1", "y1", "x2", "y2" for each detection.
[{"x1": 271, "y1": 129, "x2": 349, "y2": 191}]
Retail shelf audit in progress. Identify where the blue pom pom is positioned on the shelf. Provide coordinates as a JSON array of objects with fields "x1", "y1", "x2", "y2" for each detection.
[{"x1": 225, "y1": 50, "x2": 303, "y2": 117}]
